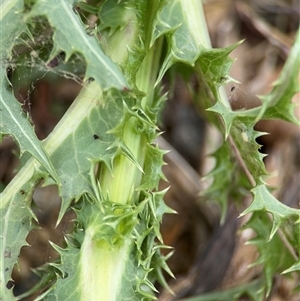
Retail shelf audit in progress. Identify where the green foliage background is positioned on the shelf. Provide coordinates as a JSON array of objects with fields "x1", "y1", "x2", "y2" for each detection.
[{"x1": 0, "y1": 0, "x2": 299, "y2": 300}]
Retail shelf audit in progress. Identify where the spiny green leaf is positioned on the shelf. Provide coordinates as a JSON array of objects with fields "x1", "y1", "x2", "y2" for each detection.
[
  {"x1": 0, "y1": 70, "x2": 59, "y2": 184},
  {"x1": 138, "y1": 144, "x2": 166, "y2": 191},
  {"x1": 151, "y1": 250, "x2": 175, "y2": 295},
  {"x1": 197, "y1": 42, "x2": 241, "y2": 124},
  {"x1": 152, "y1": 0, "x2": 208, "y2": 83},
  {"x1": 206, "y1": 100, "x2": 236, "y2": 138},
  {"x1": 206, "y1": 110, "x2": 268, "y2": 185},
  {"x1": 0, "y1": 0, "x2": 26, "y2": 61},
  {"x1": 106, "y1": 138, "x2": 144, "y2": 173},
  {"x1": 75, "y1": 192, "x2": 145, "y2": 247},
  {"x1": 152, "y1": 0, "x2": 201, "y2": 59},
  {"x1": 0, "y1": 171, "x2": 41, "y2": 301},
  {"x1": 147, "y1": 189, "x2": 175, "y2": 243},
  {"x1": 197, "y1": 43, "x2": 240, "y2": 89},
  {"x1": 97, "y1": 0, "x2": 150, "y2": 86},
  {"x1": 258, "y1": 29, "x2": 300, "y2": 124},
  {"x1": 201, "y1": 142, "x2": 248, "y2": 222},
  {"x1": 200, "y1": 43, "x2": 242, "y2": 137},
  {"x1": 230, "y1": 120, "x2": 268, "y2": 181},
  {"x1": 26, "y1": 0, "x2": 127, "y2": 90},
  {"x1": 131, "y1": 190, "x2": 175, "y2": 296},
  {"x1": 42, "y1": 240, "x2": 82, "y2": 301},
  {"x1": 244, "y1": 212, "x2": 295, "y2": 297},
  {"x1": 207, "y1": 30, "x2": 299, "y2": 144},
  {"x1": 241, "y1": 185, "x2": 300, "y2": 240},
  {"x1": 108, "y1": 97, "x2": 157, "y2": 146},
  {"x1": 98, "y1": 0, "x2": 135, "y2": 35}
]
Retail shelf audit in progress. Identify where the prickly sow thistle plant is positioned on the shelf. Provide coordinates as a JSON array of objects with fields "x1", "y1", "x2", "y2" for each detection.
[{"x1": 0, "y1": 1, "x2": 299, "y2": 301}]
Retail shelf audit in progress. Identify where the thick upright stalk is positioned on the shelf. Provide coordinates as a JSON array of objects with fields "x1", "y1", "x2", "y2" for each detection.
[
  {"x1": 80, "y1": 40, "x2": 163, "y2": 301},
  {"x1": 98, "y1": 38, "x2": 162, "y2": 204},
  {"x1": 79, "y1": 2, "x2": 163, "y2": 300}
]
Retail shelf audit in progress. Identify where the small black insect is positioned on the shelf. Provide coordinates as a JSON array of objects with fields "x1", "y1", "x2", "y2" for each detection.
[
  {"x1": 231, "y1": 86, "x2": 235, "y2": 92},
  {"x1": 93, "y1": 134, "x2": 99, "y2": 140}
]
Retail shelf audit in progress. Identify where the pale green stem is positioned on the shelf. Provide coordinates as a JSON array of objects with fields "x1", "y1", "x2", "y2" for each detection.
[
  {"x1": 99, "y1": 117, "x2": 146, "y2": 204},
  {"x1": 98, "y1": 38, "x2": 162, "y2": 204},
  {"x1": 98, "y1": 1, "x2": 161, "y2": 204},
  {"x1": 80, "y1": 3, "x2": 163, "y2": 300},
  {"x1": 80, "y1": 227, "x2": 132, "y2": 301}
]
